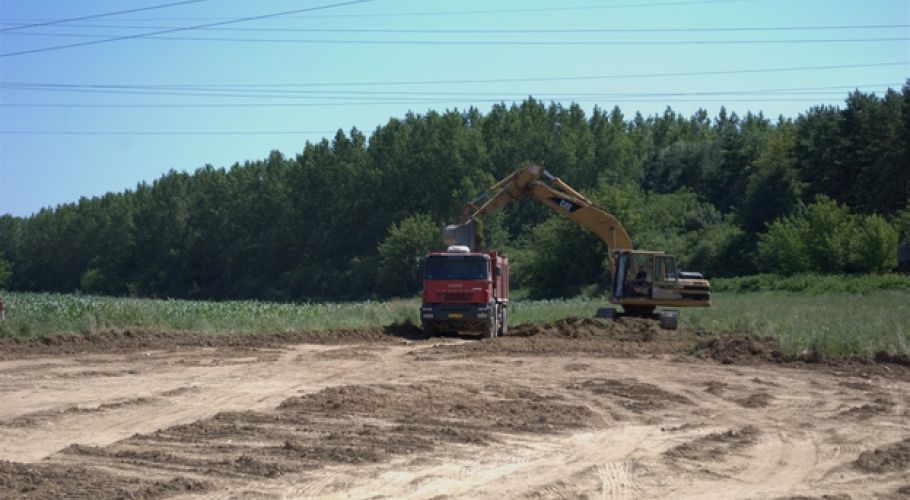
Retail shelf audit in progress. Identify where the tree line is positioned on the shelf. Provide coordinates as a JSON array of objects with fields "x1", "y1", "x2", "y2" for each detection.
[{"x1": 1, "y1": 84, "x2": 908, "y2": 300}]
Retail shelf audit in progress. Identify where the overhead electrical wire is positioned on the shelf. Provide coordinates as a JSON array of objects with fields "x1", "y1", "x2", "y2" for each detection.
[
  {"x1": 0, "y1": 96, "x2": 887, "y2": 110},
  {"x1": 3, "y1": 31, "x2": 906, "y2": 46},
  {"x1": 0, "y1": 0, "x2": 379, "y2": 58},
  {"x1": 0, "y1": 0, "x2": 769, "y2": 24},
  {"x1": 0, "y1": 0, "x2": 216, "y2": 33},
  {"x1": 3, "y1": 23, "x2": 907, "y2": 34},
  {"x1": 0, "y1": 82, "x2": 898, "y2": 101},
  {"x1": 0, "y1": 83, "x2": 897, "y2": 113},
  {"x1": 0, "y1": 130, "x2": 336, "y2": 136},
  {"x1": 0, "y1": 130, "x2": 351, "y2": 136},
  {"x1": 3, "y1": 62, "x2": 906, "y2": 91}
]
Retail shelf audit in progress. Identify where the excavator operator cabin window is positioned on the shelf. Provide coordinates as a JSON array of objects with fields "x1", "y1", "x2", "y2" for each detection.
[
  {"x1": 657, "y1": 256, "x2": 678, "y2": 281},
  {"x1": 632, "y1": 254, "x2": 650, "y2": 282}
]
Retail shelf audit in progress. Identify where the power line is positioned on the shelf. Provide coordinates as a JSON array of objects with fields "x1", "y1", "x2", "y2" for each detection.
[
  {"x1": 0, "y1": 0, "x2": 215, "y2": 33},
  {"x1": 0, "y1": 97, "x2": 881, "y2": 110},
  {"x1": 3, "y1": 31, "x2": 907, "y2": 46},
  {"x1": 4, "y1": 23, "x2": 907, "y2": 34},
  {"x1": 0, "y1": 130, "x2": 335, "y2": 136},
  {"x1": 0, "y1": 83, "x2": 898, "y2": 103},
  {"x1": 3, "y1": 62, "x2": 906, "y2": 90},
  {"x1": 3, "y1": 83, "x2": 895, "y2": 111},
  {"x1": 0, "y1": 0, "x2": 766, "y2": 24},
  {"x1": 0, "y1": 0, "x2": 379, "y2": 58}
]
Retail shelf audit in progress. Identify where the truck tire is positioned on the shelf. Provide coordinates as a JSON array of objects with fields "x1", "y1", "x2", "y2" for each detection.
[
  {"x1": 421, "y1": 321, "x2": 436, "y2": 338},
  {"x1": 482, "y1": 315, "x2": 497, "y2": 339},
  {"x1": 498, "y1": 307, "x2": 508, "y2": 336}
]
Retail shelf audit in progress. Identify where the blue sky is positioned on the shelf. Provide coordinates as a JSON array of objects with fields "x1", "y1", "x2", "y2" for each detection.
[{"x1": 1, "y1": 0, "x2": 908, "y2": 217}]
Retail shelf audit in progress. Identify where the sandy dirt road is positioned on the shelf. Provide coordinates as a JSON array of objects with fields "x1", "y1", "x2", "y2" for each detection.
[{"x1": 0, "y1": 318, "x2": 908, "y2": 499}]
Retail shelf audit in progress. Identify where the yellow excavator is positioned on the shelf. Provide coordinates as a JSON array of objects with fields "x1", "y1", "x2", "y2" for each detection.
[{"x1": 443, "y1": 164, "x2": 710, "y2": 327}]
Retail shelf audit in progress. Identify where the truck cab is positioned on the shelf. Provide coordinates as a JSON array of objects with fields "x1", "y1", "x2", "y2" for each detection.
[{"x1": 420, "y1": 246, "x2": 509, "y2": 338}]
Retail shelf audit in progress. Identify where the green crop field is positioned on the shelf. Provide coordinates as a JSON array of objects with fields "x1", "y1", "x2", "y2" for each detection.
[
  {"x1": 0, "y1": 292, "x2": 418, "y2": 338},
  {"x1": 683, "y1": 291, "x2": 909, "y2": 356},
  {"x1": 1, "y1": 289, "x2": 908, "y2": 356}
]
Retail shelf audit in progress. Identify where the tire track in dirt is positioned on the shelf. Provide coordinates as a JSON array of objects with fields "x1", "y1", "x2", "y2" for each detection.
[
  {"x1": 0, "y1": 343, "x2": 421, "y2": 463},
  {"x1": 1, "y1": 319, "x2": 908, "y2": 498}
]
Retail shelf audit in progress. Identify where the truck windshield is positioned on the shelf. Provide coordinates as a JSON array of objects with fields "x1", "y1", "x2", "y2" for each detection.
[{"x1": 425, "y1": 255, "x2": 489, "y2": 280}]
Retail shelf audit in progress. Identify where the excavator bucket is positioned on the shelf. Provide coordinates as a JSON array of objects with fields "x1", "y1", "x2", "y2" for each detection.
[{"x1": 442, "y1": 219, "x2": 480, "y2": 250}]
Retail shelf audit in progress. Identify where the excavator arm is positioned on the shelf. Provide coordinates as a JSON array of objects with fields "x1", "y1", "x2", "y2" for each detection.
[{"x1": 447, "y1": 165, "x2": 632, "y2": 267}]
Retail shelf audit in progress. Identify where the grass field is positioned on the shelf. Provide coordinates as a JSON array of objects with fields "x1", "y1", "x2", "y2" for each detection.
[
  {"x1": 0, "y1": 293, "x2": 417, "y2": 338},
  {"x1": 684, "y1": 291, "x2": 909, "y2": 356},
  {"x1": 1, "y1": 290, "x2": 907, "y2": 356}
]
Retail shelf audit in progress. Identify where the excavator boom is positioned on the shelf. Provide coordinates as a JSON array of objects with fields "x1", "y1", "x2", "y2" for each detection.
[{"x1": 449, "y1": 165, "x2": 631, "y2": 264}]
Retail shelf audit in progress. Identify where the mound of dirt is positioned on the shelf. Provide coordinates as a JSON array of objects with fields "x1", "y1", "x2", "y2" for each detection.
[
  {"x1": 697, "y1": 335, "x2": 783, "y2": 364},
  {"x1": 736, "y1": 392, "x2": 774, "y2": 408},
  {"x1": 853, "y1": 438, "x2": 910, "y2": 474},
  {"x1": 50, "y1": 381, "x2": 602, "y2": 483},
  {"x1": 874, "y1": 351, "x2": 910, "y2": 366},
  {"x1": 567, "y1": 378, "x2": 692, "y2": 413},
  {"x1": 665, "y1": 426, "x2": 761, "y2": 462},
  {"x1": 0, "y1": 397, "x2": 156, "y2": 428},
  {"x1": 704, "y1": 381, "x2": 728, "y2": 396},
  {"x1": 0, "y1": 460, "x2": 209, "y2": 499},
  {"x1": 315, "y1": 346, "x2": 390, "y2": 360},
  {"x1": 413, "y1": 317, "x2": 701, "y2": 360},
  {"x1": 510, "y1": 317, "x2": 662, "y2": 341},
  {"x1": 0, "y1": 322, "x2": 425, "y2": 359},
  {"x1": 773, "y1": 495, "x2": 852, "y2": 500},
  {"x1": 836, "y1": 397, "x2": 896, "y2": 420},
  {"x1": 278, "y1": 381, "x2": 601, "y2": 434}
]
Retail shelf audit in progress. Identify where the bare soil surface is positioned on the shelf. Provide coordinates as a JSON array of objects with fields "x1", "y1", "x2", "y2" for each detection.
[{"x1": 0, "y1": 317, "x2": 908, "y2": 499}]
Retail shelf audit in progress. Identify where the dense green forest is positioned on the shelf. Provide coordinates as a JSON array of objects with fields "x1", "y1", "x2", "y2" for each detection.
[{"x1": 1, "y1": 84, "x2": 909, "y2": 300}]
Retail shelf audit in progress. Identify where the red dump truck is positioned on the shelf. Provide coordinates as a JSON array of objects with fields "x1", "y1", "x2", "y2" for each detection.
[{"x1": 419, "y1": 245, "x2": 509, "y2": 338}]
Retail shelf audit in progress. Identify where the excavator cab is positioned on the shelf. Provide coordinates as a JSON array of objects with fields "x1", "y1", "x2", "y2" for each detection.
[
  {"x1": 611, "y1": 250, "x2": 709, "y2": 314},
  {"x1": 613, "y1": 251, "x2": 678, "y2": 299}
]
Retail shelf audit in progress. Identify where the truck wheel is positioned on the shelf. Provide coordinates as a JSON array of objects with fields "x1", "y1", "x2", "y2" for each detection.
[
  {"x1": 482, "y1": 317, "x2": 497, "y2": 339},
  {"x1": 498, "y1": 308, "x2": 508, "y2": 336},
  {"x1": 421, "y1": 321, "x2": 436, "y2": 338}
]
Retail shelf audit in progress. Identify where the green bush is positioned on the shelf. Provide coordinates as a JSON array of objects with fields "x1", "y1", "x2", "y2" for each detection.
[
  {"x1": 376, "y1": 214, "x2": 441, "y2": 297},
  {"x1": 516, "y1": 216, "x2": 609, "y2": 298},
  {"x1": 757, "y1": 216, "x2": 810, "y2": 275},
  {"x1": 758, "y1": 196, "x2": 899, "y2": 275},
  {"x1": 849, "y1": 214, "x2": 898, "y2": 273},
  {"x1": 0, "y1": 255, "x2": 11, "y2": 289}
]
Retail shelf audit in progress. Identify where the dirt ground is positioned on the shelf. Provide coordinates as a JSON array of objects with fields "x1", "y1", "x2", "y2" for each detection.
[{"x1": 0, "y1": 318, "x2": 908, "y2": 499}]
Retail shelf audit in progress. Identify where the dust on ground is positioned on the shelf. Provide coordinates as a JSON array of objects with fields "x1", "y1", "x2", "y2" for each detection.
[{"x1": 0, "y1": 317, "x2": 908, "y2": 499}]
